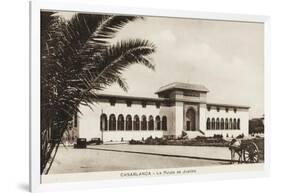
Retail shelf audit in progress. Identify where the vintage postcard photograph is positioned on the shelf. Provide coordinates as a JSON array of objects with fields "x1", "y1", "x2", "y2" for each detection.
[{"x1": 40, "y1": 10, "x2": 265, "y2": 184}]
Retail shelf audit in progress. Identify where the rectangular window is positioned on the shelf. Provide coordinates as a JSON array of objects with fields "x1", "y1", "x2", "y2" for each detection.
[
  {"x1": 110, "y1": 99, "x2": 116, "y2": 106},
  {"x1": 142, "y1": 102, "x2": 146, "y2": 108},
  {"x1": 156, "y1": 102, "x2": 160, "y2": 108},
  {"x1": 126, "y1": 101, "x2": 132, "y2": 107}
]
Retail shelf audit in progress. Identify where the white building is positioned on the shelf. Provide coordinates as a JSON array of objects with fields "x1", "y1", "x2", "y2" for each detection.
[{"x1": 77, "y1": 82, "x2": 250, "y2": 142}]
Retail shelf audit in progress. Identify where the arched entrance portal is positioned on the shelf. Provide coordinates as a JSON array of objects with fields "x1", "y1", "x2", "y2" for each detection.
[{"x1": 186, "y1": 108, "x2": 196, "y2": 131}]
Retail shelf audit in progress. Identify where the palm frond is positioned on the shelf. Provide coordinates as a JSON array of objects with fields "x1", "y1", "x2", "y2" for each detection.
[
  {"x1": 41, "y1": 11, "x2": 56, "y2": 33},
  {"x1": 87, "y1": 15, "x2": 142, "y2": 46},
  {"x1": 63, "y1": 14, "x2": 104, "y2": 55},
  {"x1": 77, "y1": 15, "x2": 143, "y2": 68},
  {"x1": 61, "y1": 14, "x2": 141, "y2": 58},
  {"x1": 91, "y1": 39, "x2": 156, "y2": 90},
  {"x1": 116, "y1": 77, "x2": 129, "y2": 92}
]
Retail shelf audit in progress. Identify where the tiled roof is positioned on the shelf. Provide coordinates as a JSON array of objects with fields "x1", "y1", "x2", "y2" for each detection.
[
  {"x1": 155, "y1": 82, "x2": 209, "y2": 94},
  {"x1": 207, "y1": 103, "x2": 250, "y2": 109},
  {"x1": 96, "y1": 93, "x2": 169, "y2": 102}
]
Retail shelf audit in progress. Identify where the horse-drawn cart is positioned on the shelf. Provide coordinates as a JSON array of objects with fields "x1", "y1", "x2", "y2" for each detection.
[{"x1": 231, "y1": 138, "x2": 263, "y2": 163}]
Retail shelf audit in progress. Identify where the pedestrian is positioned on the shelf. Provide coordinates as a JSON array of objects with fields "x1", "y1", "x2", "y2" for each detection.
[{"x1": 229, "y1": 138, "x2": 241, "y2": 164}]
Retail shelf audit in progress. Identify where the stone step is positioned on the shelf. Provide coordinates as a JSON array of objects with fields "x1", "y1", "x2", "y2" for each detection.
[{"x1": 183, "y1": 131, "x2": 205, "y2": 139}]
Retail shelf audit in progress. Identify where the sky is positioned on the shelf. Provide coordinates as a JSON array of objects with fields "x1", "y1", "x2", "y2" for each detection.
[{"x1": 57, "y1": 12, "x2": 264, "y2": 118}]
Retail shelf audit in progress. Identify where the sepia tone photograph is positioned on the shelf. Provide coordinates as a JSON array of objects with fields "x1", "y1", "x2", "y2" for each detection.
[{"x1": 40, "y1": 10, "x2": 265, "y2": 183}]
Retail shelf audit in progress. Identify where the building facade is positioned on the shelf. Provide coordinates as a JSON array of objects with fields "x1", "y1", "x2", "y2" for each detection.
[{"x1": 77, "y1": 82, "x2": 250, "y2": 142}]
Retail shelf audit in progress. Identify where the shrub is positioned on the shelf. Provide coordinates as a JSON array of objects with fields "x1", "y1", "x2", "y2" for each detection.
[
  {"x1": 144, "y1": 136, "x2": 154, "y2": 144},
  {"x1": 213, "y1": 134, "x2": 223, "y2": 139},
  {"x1": 195, "y1": 136, "x2": 207, "y2": 141},
  {"x1": 164, "y1": 135, "x2": 176, "y2": 140},
  {"x1": 236, "y1": 133, "x2": 245, "y2": 139},
  {"x1": 129, "y1": 139, "x2": 143, "y2": 144},
  {"x1": 141, "y1": 136, "x2": 170, "y2": 145},
  {"x1": 158, "y1": 138, "x2": 168, "y2": 145},
  {"x1": 181, "y1": 131, "x2": 188, "y2": 138},
  {"x1": 87, "y1": 138, "x2": 102, "y2": 145}
]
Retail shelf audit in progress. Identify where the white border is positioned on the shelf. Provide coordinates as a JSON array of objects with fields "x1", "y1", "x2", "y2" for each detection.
[{"x1": 30, "y1": 0, "x2": 270, "y2": 192}]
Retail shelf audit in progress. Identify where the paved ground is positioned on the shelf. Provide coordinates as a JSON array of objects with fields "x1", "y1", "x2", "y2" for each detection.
[
  {"x1": 92, "y1": 144, "x2": 231, "y2": 160},
  {"x1": 48, "y1": 144, "x2": 231, "y2": 174}
]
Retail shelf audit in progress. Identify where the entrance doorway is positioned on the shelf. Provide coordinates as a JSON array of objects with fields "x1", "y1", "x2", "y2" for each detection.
[{"x1": 186, "y1": 108, "x2": 196, "y2": 131}]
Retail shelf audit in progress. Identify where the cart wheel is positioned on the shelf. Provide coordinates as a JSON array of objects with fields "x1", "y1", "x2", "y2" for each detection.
[{"x1": 243, "y1": 142, "x2": 259, "y2": 163}]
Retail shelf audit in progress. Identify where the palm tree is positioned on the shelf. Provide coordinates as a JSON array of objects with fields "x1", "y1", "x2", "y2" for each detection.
[{"x1": 41, "y1": 11, "x2": 156, "y2": 174}]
